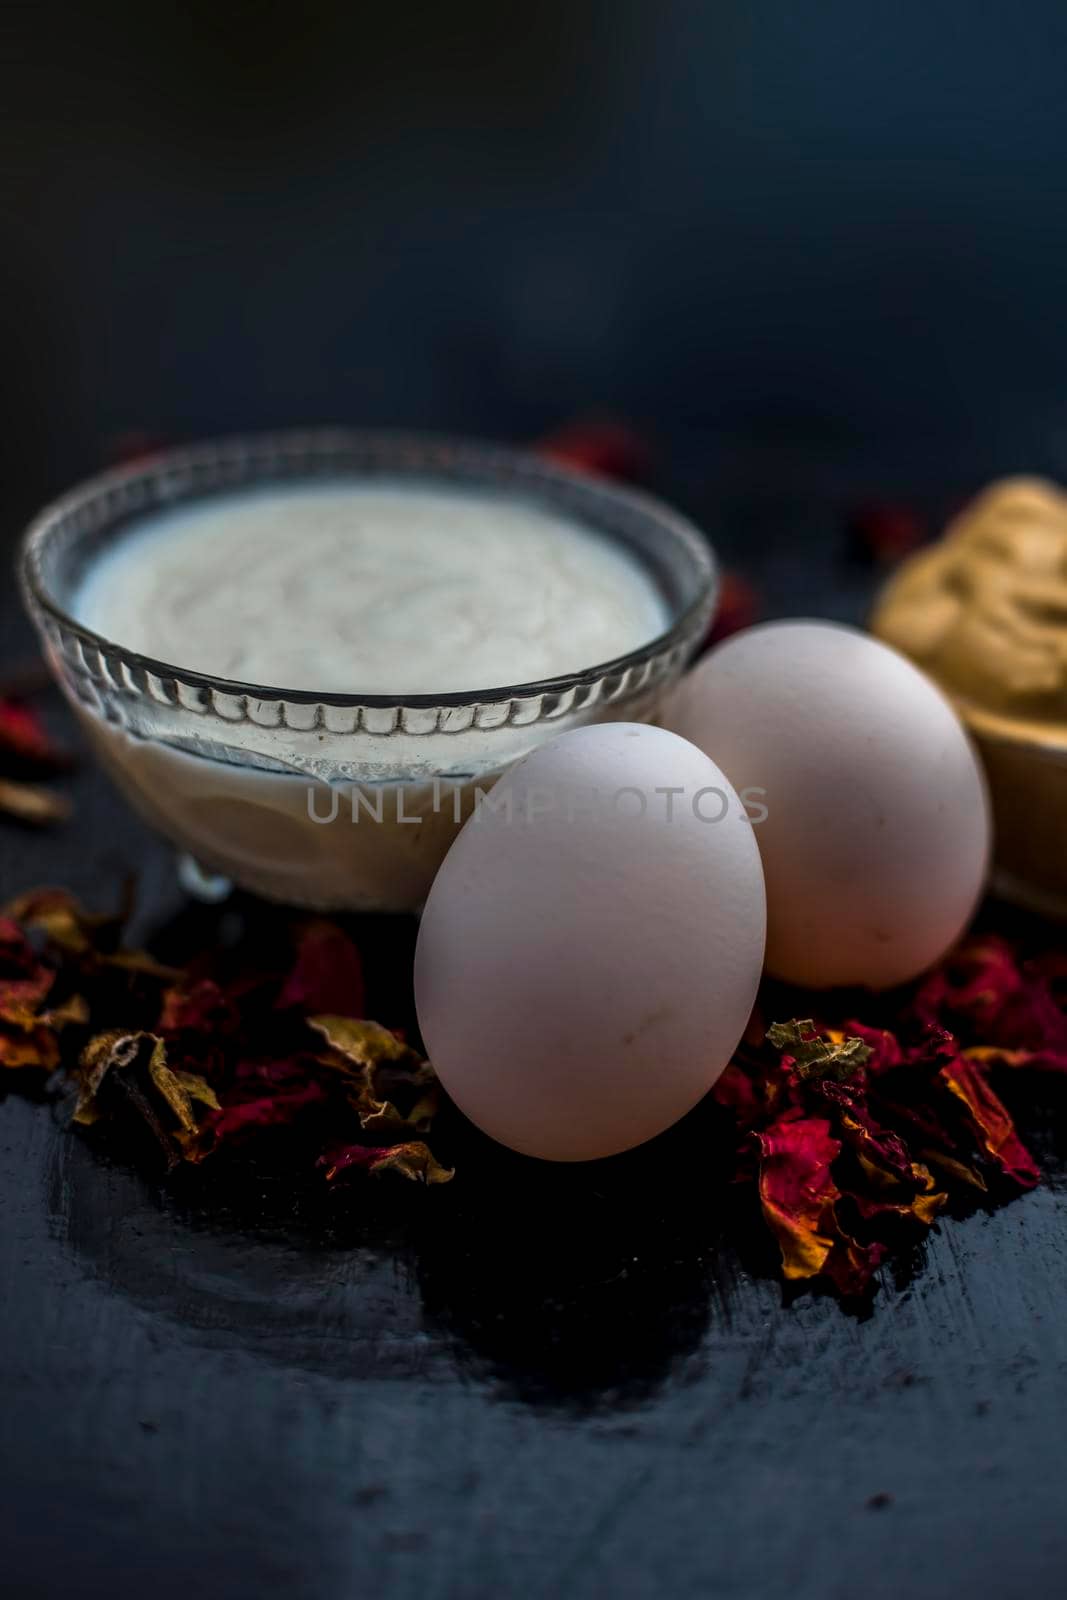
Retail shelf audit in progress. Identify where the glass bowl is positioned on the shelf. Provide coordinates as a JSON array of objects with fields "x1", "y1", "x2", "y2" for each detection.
[{"x1": 19, "y1": 429, "x2": 717, "y2": 910}]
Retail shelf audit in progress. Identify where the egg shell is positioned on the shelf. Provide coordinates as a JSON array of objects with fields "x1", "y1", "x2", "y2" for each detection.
[
  {"x1": 669, "y1": 619, "x2": 991, "y2": 989},
  {"x1": 414, "y1": 722, "x2": 767, "y2": 1162}
]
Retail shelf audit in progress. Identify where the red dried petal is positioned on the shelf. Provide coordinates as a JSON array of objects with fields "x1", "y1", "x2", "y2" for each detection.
[
  {"x1": 822, "y1": 1236, "x2": 888, "y2": 1297},
  {"x1": 848, "y1": 503, "x2": 926, "y2": 564},
  {"x1": 158, "y1": 978, "x2": 241, "y2": 1037},
  {"x1": 232, "y1": 1056, "x2": 313, "y2": 1090},
  {"x1": 965, "y1": 1044, "x2": 1067, "y2": 1076},
  {"x1": 0, "y1": 699, "x2": 72, "y2": 775},
  {"x1": 0, "y1": 917, "x2": 59, "y2": 1037},
  {"x1": 707, "y1": 571, "x2": 762, "y2": 647},
  {"x1": 715, "y1": 1042, "x2": 800, "y2": 1126},
  {"x1": 0, "y1": 970, "x2": 57, "y2": 1027},
  {"x1": 938, "y1": 1056, "x2": 1040, "y2": 1190},
  {"x1": 710, "y1": 1060, "x2": 764, "y2": 1125},
  {"x1": 849, "y1": 1168, "x2": 946, "y2": 1228},
  {"x1": 104, "y1": 430, "x2": 168, "y2": 466},
  {"x1": 318, "y1": 1140, "x2": 453, "y2": 1184},
  {"x1": 0, "y1": 917, "x2": 42, "y2": 975},
  {"x1": 0, "y1": 1025, "x2": 59, "y2": 1071},
  {"x1": 912, "y1": 936, "x2": 1024, "y2": 1037},
  {"x1": 811, "y1": 1076, "x2": 914, "y2": 1188},
  {"x1": 318, "y1": 1142, "x2": 397, "y2": 1180},
  {"x1": 841, "y1": 1022, "x2": 905, "y2": 1075},
  {"x1": 975, "y1": 950, "x2": 1067, "y2": 1061},
  {"x1": 536, "y1": 420, "x2": 653, "y2": 482},
  {"x1": 275, "y1": 920, "x2": 365, "y2": 1018},
  {"x1": 755, "y1": 1115, "x2": 841, "y2": 1281},
  {"x1": 203, "y1": 1080, "x2": 328, "y2": 1143}
]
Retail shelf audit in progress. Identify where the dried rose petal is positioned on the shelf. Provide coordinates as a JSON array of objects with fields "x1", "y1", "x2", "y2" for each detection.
[
  {"x1": 939, "y1": 1055, "x2": 1039, "y2": 1189},
  {"x1": 73, "y1": 1030, "x2": 218, "y2": 1132},
  {"x1": 766, "y1": 1019, "x2": 873, "y2": 1082},
  {"x1": 0, "y1": 1026, "x2": 59, "y2": 1072},
  {"x1": 706, "y1": 571, "x2": 762, "y2": 647},
  {"x1": 41, "y1": 994, "x2": 90, "y2": 1032},
  {"x1": 0, "y1": 700, "x2": 73, "y2": 776},
  {"x1": 276, "y1": 920, "x2": 365, "y2": 1017},
  {"x1": 0, "y1": 882, "x2": 1056, "y2": 1291},
  {"x1": 536, "y1": 420, "x2": 652, "y2": 482},
  {"x1": 912, "y1": 936, "x2": 1024, "y2": 1038},
  {"x1": 309, "y1": 1014, "x2": 438, "y2": 1134},
  {"x1": 848, "y1": 503, "x2": 926, "y2": 564},
  {"x1": 0, "y1": 915, "x2": 68, "y2": 1068},
  {"x1": 319, "y1": 1139, "x2": 453, "y2": 1185},
  {"x1": 6, "y1": 887, "x2": 125, "y2": 957},
  {"x1": 158, "y1": 977, "x2": 241, "y2": 1037},
  {"x1": 185, "y1": 1079, "x2": 330, "y2": 1164},
  {"x1": 0, "y1": 969, "x2": 57, "y2": 1028},
  {"x1": 308, "y1": 1015, "x2": 428, "y2": 1076},
  {"x1": 6, "y1": 887, "x2": 177, "y2": 980},
  {"x1": 965, "y1": 1043, "x2": 1067, "y2": 1075},
  {"x1": 710, "y1": 1058, "x2": 766, "y2": 1128},
  {"x1": 719, "y1": 987, "x2": 1050, "y2": 1296},
  {"x1": 810, "y1": 1077, "x2": 915, "y2": 1189},
  {"x1": 0, "y1": 779, "x2": 71, "y2": 828},
  {"x1": 104, "y1": 430, "x2": 168, "y2": 466},
  {"x1": 755, "y1": 1115, "x2": 841, "y2": 1281}
]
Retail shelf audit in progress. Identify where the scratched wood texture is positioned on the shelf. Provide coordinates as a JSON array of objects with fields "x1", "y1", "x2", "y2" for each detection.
[{"x1": 1, "y1": 499, "x2": 1065, "y2": 1600}]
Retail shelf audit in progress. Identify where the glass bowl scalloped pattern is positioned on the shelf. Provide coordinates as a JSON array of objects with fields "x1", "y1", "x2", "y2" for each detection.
[{"x1": 19, "y1": 429, "x2": 717, "y2": 909}]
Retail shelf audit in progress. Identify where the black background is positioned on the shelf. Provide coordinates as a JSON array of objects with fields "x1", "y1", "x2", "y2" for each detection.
[
  {"x1": 5, "y1": 1, "x2": 1067, "y2": 528},
  {"x1": 2, "y1": 6, "x2": 1067, "y2": 1598}
]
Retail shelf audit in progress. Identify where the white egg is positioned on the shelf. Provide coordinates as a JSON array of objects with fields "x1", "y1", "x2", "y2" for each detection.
[
  {"x1": 669, "y1": 619, "x2": 991, "y2": 989},
  {"x1": 414, "y1": 722, "x2": 766, "y2": 1161}
]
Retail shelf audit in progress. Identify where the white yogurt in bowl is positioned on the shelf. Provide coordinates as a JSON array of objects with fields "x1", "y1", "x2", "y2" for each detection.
[
  {"x1": 76, "y1": 482, "x2": 670, "y2": 695},
  {"x1": 21, "y1": 431, "x2": 715, "y2": 909}
]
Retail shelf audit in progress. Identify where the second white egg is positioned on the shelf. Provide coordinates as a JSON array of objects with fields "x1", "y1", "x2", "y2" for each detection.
[{"x1": 669, "y1": 620, "x2": 991, "y2": 989}]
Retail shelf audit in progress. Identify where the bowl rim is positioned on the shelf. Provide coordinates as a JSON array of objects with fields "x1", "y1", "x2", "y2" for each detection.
[
  {"x1": 956, "y1": 697, "x2": 1067, "y2": 761},
  {"x1": 19, "y1": 426, "x2": 717, "y2": 714}
]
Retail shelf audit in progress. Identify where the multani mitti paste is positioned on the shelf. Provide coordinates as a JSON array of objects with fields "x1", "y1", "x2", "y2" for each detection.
[{"x1": 872, "y1": 477, "x2": 1067, "y2": 917}]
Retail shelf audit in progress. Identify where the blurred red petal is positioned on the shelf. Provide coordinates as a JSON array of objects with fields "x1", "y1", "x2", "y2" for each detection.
[
  {"x1": 0, "y1": 700, "x2": 72, "y2": 776},
  {"x1": 848, "y1": 503, "x2": 926, "y2": 564},
  {"x1": 158, "y1": 977, "x2": 241, "y2": 1037},
  {"x1": 536, "y1": 420, "x2": 653, "y2": 483},
  {"x1": 707, "y1": 571, "x2": 762, "y2": 647},
  {"x1": 276, "y1": 920, "x2": 365, "y2": 1018}
]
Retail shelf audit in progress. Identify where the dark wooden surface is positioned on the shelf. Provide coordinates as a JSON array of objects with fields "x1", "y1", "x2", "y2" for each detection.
[{"x1": 1, "y1": 510, "x2": 1066, "y2": 1600}]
